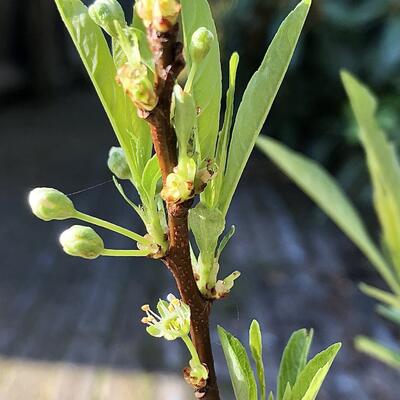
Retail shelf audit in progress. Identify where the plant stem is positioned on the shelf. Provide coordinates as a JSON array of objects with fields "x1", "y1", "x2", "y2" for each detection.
[
  {"x1": 75, "y1": 211, "x2": 151, "y2": 245},
  {"x1": 143, "y1": 23, "x2": 220, "y2": 400},
  {"x1": 182, "y1": 334, "x2": 202, "y2": 366}
]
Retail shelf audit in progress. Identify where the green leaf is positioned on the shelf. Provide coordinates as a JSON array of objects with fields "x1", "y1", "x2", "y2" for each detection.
[
  {"x1": 189, "y1": 204, "x2": 225, "y2": 291},
  {"x1": 291, "y1": 343, "x2": 341, "y2": 400},
  {"x1": 218, "y1": 326, "x2": 258, "y2": 400},
  {"x1": 249, "y1": 320, "x2": 266, "y2": 400},
  {"x1": 219, "y1": 0, "x2": 311, "y2": 216},
  {"x1": 256, "y1": 135, "x2": 400, "y2": 295},
  {"x1": 282, "y1": 383, "x2": 292, "y2": 400},
  {"x1": 54, "y1": 0, "x2": 152, "y2": 184},
  {"x1": 189, "y1": 203, "x2": 225, "y2": 261},
  {"x1": 355, "y1": 336, "x2": 400, "y2": 370},
  {"x1": 181, "y1": 0, "x2": 222, "y2": 160},
  {"x1": 208, "y1": 52, "x2": 239, "y2": 207},
  {"x1": 341, "y1": 70, "x2": 400, "y2": 278},
  {"x1": 269, "y1": 392, "x2": 275, "y2": 400},
  {"x1": 141, "y1": 154, "x2": 162, "y2": 205},
  {"x1": 359, "y1": 283, "x2": 400, "y2": 308},
  {"x1": 216, "y1": 225, "x2": 236, "y2": 261},
  {"x1": 277, "y1": 329, "x2": 313, "y2": 400},
  {"x1": 376, "y1": 305, "x2": 400, "y2": 326}
]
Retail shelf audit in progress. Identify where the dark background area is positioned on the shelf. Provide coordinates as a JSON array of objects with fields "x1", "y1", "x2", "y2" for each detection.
[{"x1": 1, "y1": 0, "x2": 400, "y2": 399}]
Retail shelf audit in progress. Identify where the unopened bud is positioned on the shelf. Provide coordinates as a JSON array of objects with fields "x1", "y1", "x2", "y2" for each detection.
[
  {"x1": 135, "y1": 0, "x2": 154, "y2": 27},
  {"x1": 29, "y1": 188, "x2": 75, "y2": 221},
  {"x1": 107, "y1": 147, "x2": 131, "y2": 180},
  {"x1": 190, "y1": 27, "x2": 214, "y2": 64},
  {"x1": 152, "y1": 0, "x2": 181, "y2": 32},
  {"x1": 161, "y1": 158, "x2": 196, "y2": 203},
  {"x1": 116, "y1": 63, "x2": 158, "y2": 111},
  {"x1": 88, "y1": 0, "x2": 126, "y2": 37},
  {"x1": 215, "y1": 271, "x2": 241, "y2": 299},
  {"x1": 59, "y1": 225, "x2": 104, "y2": 260}
]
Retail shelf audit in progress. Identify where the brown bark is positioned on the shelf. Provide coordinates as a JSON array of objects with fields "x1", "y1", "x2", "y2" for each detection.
[{"x1": 143, "y1": 24, "x2": 220, "y2": 400}]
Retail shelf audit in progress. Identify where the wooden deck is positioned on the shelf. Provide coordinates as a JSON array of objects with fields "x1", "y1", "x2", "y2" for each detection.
[{"x1": 1, "y1": 92, "x2": 400, "y2": 399}]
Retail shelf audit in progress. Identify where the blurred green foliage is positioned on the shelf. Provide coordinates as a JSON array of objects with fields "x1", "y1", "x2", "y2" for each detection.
[{"x1": 212, "y1": 0, "x2": 400, "y2": 203}]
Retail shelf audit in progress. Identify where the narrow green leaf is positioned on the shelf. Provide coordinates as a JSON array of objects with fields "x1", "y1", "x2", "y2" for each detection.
[
  {"x1": 216, "y1": 225, "x2": 236, "y2": 261},
  {"x1": 376, "y1": 305, "x2": 400, "y2": 326},
  {"x1": 341, "y1": 70, "x2": 400, "y2": 277},
  {"x1": 220, "y1": 0, "x2": 311, "y2": 216},
  {"x1": 249, "y1": 320, "x2": 266, "y2": 400},
  {"x1": 54, "y1": 0, "x2": 151, "y2": 183},
  {"x1": 277, "y1": 329, "x2": 313, "y2": 400},
  {"x1": 282, "y1": 383, "x2": 292, "y2": 400},
  {"x1": 141, "y1": 154, "x2": 162, "y2": 204},
  {"x1": 256, "y1": 135, "x2": 400, "y2": 295},
  {"x1": 208, "y1": 52, "x2": 239, "y2": 207},
  {"x1": 181, "y1": 0, "x2": 222, "y2": 160},
  {"x1": 218, "y1": 326, "x2": 258, "y2": 400},
  {"x1": 291, "y1": 343, "x2": 341, "y2": 400},
  {"x1": 355, "y1": 336, "x2": 400, "y2": 370},
  {"x1": 359, "y1": 283, "x2": 400, "y2": 308},
  {"x1": 269, "y1": 392, "x2": 275, "y2": 400}
]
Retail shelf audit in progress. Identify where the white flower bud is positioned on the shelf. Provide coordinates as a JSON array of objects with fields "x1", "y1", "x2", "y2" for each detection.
[
  {"x1": 190, "y1": 27, "x2": 214, "y2": 64},
  {"x1": 29, "y1": 188, "x2": 75, "y2": 221},
  {"x1": 107, "y1": 146, "x2": 131, "y2": 180},
  {"x1": 59, "y1": 225, "x2": 104, "y2": 260},
  {"x1": 88, "y1": 0, "x2": 126, "y2": 37}
]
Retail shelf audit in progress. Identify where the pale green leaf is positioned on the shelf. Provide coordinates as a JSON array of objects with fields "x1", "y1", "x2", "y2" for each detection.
[
  {"x1": 218, "y1": 326, "x2": 258, "y2": 400},
  {"x1": 376, "y1": 305, "x2": 400, "y2": 326},
  {"x1": 54, "y1": 0, "x2": 151, "y2": 184},
  {"x1": 220, "y1": 0, "x2": 311, "y2": 216},
  {"x1": 282, "y1": 383, "x2": 292, "y2": 400},
  {"x1": 291, "y1": 343, "x2": 341, "y2": 400},
  {"x1": 341, "y1": 70, "x2": 400, "y2": 277},
  {"x1": 277, "y1": 329, "x2": 313, "y2": 400},
  {"x1": 256, "y1": 135, "x2": 400, "y2": 295},
  {"x1": 207, "y1": 52, "x2": 239, "y2": 207},
  {"x1": 359, "y1": 283, "x2": 400, "y2": 308},
  {"x1": 355, "y1": 336, "x2": 400, "y2": 370},
  {"x1": 249, "y1": 320, "x2": 266, "y2": 400},
  {"x1": 181, "y1": 0, "x2": 222, "y2": 160},
  {"x1": 269, "y1": 392, "x2": 275, "y2": 400},
  {"x1": 141, "y1": 154, "x2": 162, "y2": 204},
  {"x1": 300, "y1": 362, "x2": 333, "y2": 400},
  {"x1": 189, "y1": 203, "x2": 225, "y2": 261},
  {"x1": 216, "y1": 225, "x2": 236, "y2": 261}
]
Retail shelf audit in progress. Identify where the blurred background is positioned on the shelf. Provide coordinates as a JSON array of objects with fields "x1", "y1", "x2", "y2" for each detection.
[{"x1": 1, "y1": 0, "x2": 400, "y2": 399}]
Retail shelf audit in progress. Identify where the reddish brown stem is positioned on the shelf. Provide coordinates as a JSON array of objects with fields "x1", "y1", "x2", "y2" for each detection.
[{"x1": 142, "y1": 24, "x2": 220, "y2": 400}]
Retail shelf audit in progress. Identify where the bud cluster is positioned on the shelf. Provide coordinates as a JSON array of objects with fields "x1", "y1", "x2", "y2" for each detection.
[{"x1": 136, "y1": 0, "x2": 181, "y2": 32}]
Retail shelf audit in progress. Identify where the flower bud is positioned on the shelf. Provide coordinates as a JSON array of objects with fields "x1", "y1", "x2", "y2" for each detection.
[
  {"x1": 88, "y1": 0, "x2": 126, "y2": 37},
  {"x1": 29, "y1": 188, "x2": 75, "y2": 221},
  {"x1": 152, "y1": 0, "x2": 181, "y2": 32},
  {"x1": 107, "y1": 146, "x2": 131, "y2": 180},
  {"x1": 59, "y1": 225, "x2": 104, "y2": 260},
  {"x1": 190, "y1": 27, "x2": 214, "y2": 64},
  {"x1": 161, "y1": 158, "x2": 196, "y2": 203},
  {"x1": 135, "y1": 0, "x2": 154, "y2": 27},
  {"x1": 116, "y1": 63, "x2": 158, "y2": 111},
  {"x1": 215, "y1": 271, "x2": 241, "y2": 299}
]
